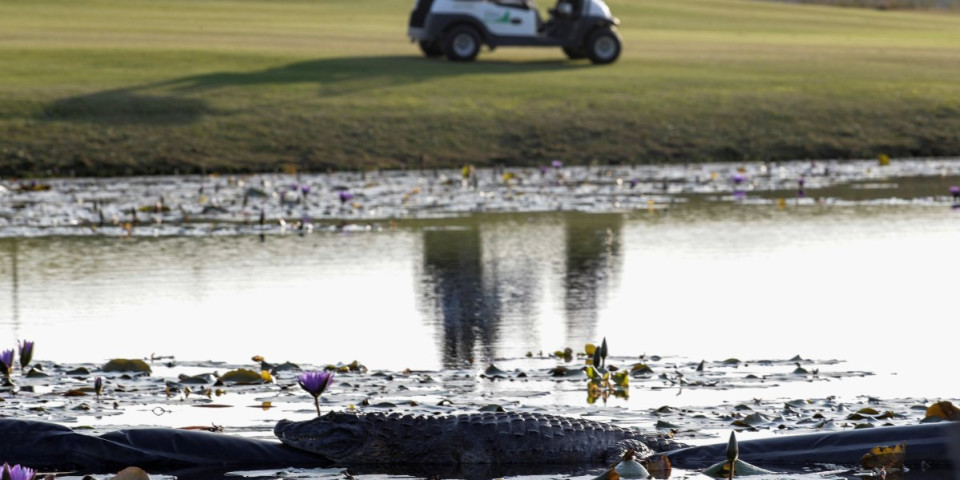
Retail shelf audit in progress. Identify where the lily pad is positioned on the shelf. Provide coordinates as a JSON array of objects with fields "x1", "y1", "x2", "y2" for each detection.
[
  {"x1": 585, "y1": 365, "x2": 608, "y2": 381},
  {"x1": 103, "y1": 359, "x2": 152, "y2": 374},
  {"x1": 733, "y1": 412, "x2": 771, "y2": 427},
  {"x1": 216, "y1": 368, "x2": 265, "y2": 385},
  {"x1": 549, "y1": 366, "x2": 585, "y2": 377},
  {"x1": 645, "y1": 455, "x2": 672, "y2": 479},
  {"x1": 611, "y1": 370, "x2": 629, "y2": 387},
  {"x1": 178, "y1": 373, "x2": 215, "y2": 384},
  {"x1": 702, "y1": 459, "x2": 774, "y2": 477},
  {"x1": 630, "y1": 363, "x2": 653, "y2": 375},
  {"x1": 482, "y1": 364, "x2": 509, "y2": 379},
  {"x1": 557, "y1": 347, "x2": 574, "y2": 357},
  {"x1": 656, "y1": 419, "x2": 681, "y2": 429},
  {"x1": 109, "y1": 466, "x2": 151, "y2": 480},
  {"x1": 613, "y1": 459, "x2": 649, "y2": 479},
  {"x1": 342, "y1": 360, "x2": 367, "y2": 373},
  {"x1": 861, "y1": 442, "x2": 905, "y2": 469},
  {"x1": 271, "y1": 361, "x2": 301, "y2": 372},
  {"x1": 925, "y1": 400, "x2": 960, "y2": 421}
]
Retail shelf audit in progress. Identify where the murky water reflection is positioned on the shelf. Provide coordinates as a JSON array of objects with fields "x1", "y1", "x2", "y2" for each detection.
[{"x1": 2, "y1": 204, "x2": 957, "y2": 404}]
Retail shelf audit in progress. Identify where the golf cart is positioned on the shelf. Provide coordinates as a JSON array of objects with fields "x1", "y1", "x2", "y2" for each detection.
[{"x1": 408, "y1": 0, "x2": 622, "y2": 64}]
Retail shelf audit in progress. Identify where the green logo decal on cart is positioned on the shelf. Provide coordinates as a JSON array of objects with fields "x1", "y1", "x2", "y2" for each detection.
[{"x1": 483, "y1": 11, "x2": 511, "y2": 23}]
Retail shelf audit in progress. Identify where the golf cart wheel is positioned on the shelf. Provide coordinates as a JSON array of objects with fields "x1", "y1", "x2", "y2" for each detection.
[
  {"x1": 586, "y1": 28, "x2": 622, "y2": 65},
  {"x1": 444, "y1": 26, "x2": 481, "y2": 62},
  {"x1": 562, "y1": 46, "x2": 587, "y2": 60},
  {"x1": 419, "y1": 39, "x2": 444, "y2": 58}
]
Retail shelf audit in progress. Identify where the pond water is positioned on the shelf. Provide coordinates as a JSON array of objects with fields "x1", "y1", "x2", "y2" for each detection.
[
  {"x1": 2, "y1": 161, "x2": 960, "y2": 395},
  {"x1": 1, "y1": 160, "x2": 959, "y2": 478}
]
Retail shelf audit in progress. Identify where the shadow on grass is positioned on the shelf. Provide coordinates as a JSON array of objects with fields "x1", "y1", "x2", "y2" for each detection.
[
  {"x1": 43, "y1": 90, "x2": 213, "y2": 125},
  {"x1": 42, "y1": 55, "x2": 587, "y2": 125},
  {"x1": 156, "y1": 55, "x2": 589, "y2": 95}
]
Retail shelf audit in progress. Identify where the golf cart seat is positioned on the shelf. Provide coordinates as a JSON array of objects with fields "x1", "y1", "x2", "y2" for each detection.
[{"x1": 549, "y1": 0, "x2": 580, "y2": 18}]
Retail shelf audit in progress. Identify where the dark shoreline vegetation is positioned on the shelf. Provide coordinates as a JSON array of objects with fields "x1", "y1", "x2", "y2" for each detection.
[{"x1": 2, "y1": 0, "x2": 960, "y2": 178}]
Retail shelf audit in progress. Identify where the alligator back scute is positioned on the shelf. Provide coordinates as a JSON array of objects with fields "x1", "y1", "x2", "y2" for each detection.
[
  {"x1": 275, "y1": 411, "x2": 666, "y2": 464},
  {"x1": 443, "y1": 412, "x2": 632, "y2": 463}
]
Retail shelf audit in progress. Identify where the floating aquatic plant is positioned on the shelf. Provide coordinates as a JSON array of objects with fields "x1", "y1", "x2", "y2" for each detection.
[
  {"x1": 298, "y1": 370, "x2": 335, "y2": 416},
  {"x1": 0, "y1": 349, "x2": 14, "y2": 378},
  {"x1": 587, "y1": 337, "x2": 609, "y2": 370},
  {"x1": 726, "y1": 430, "x2": 739, "y2": 462},
  {"x1": 585, "y1": 338, "x2": 627, "y2": 404},
  {"x1": 102, "y1": 358, "x2": 151, "y2": 374},
  {"x1": 1, "y1": 463, "x2": 36, "y2": 480},
  {"x1": 701, "y1": 431, "x2": 774, "y2": 478},
  {"x1": 17, "y1": 341, "x2": 33, "y2": 370},
  {"x1": 600, "y1": 337, "x2": 608, "y2": 368}
]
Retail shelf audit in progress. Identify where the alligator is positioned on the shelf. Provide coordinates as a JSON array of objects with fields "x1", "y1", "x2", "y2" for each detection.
[
  {"x1": 274, "y1": 411, "x2": 686, "y2": 465},
  {"x1": 275, "y1": 411, "x2": 960, "y2": 469},
  {"x1": 0, "y1": 415, "x2": 956, "y2": 477}
]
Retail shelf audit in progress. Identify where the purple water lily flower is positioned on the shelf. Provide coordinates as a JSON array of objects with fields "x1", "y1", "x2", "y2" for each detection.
[
  {"x1": 301, "y1": 184, "x2": 311, "y2": 195},
  {"x1": 298, "y1": 370, "x2": 335, "y2": 416},
  {"x1": 339, "y1": 191, "x2": 354, "y2": 204},
  {"x1": 0, "y1": 349, "x2": 14, "y2": 377},
  {"x1": 2, "y1": 463, "x2": 36, "y2": 480},
  {"x1": 950, "y1": 185, "x2": 959, "y2": 196},
  {"x1": 732, "y1": 173, "x2": 746, "y2": 184},
  {"x1": 551, "y1": 160, "x2": 563, "y2": 169},
  {"x1": 18, "y1": 340, "x2": 33, "y2": 370}
]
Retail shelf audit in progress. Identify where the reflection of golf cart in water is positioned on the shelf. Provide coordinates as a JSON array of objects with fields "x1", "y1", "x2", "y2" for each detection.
[{"x1": 408, "y1": 0, "x2": 621, "y2": 64}]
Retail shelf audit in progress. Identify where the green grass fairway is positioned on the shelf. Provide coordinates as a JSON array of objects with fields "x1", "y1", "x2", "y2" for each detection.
[
  {"x1": 780, "y1": 0, "x2": 960, "y2": 9},
  {"x1": 2, "y1": 0, "x2": 960, "y2": 176}
]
